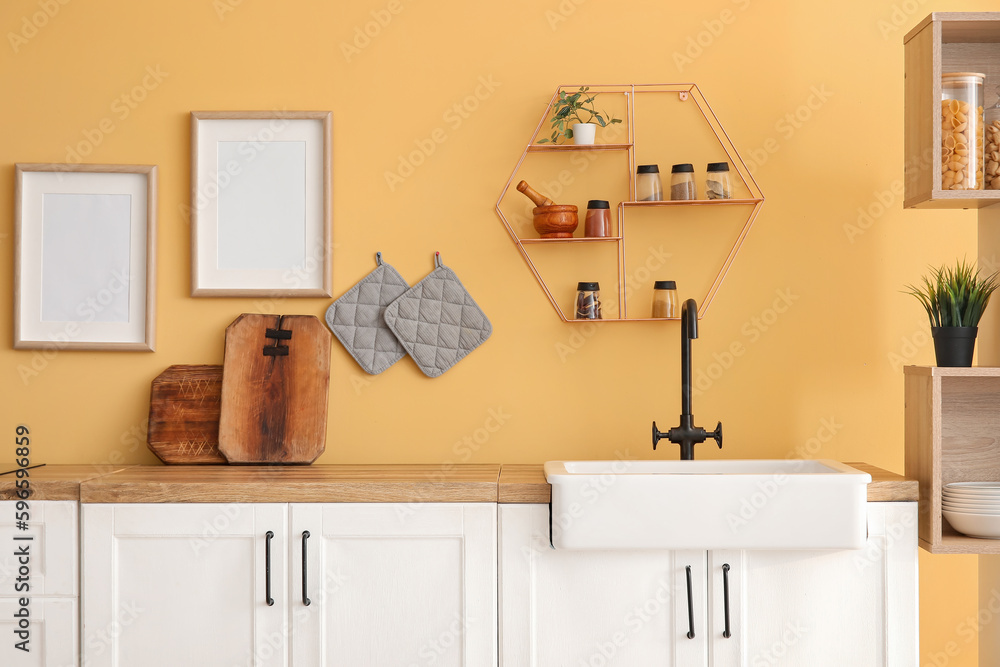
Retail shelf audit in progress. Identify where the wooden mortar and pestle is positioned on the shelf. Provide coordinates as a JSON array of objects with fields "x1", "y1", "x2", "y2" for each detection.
[{"x1": 516, "y1": 180, "x2": 578, "y2": 238}]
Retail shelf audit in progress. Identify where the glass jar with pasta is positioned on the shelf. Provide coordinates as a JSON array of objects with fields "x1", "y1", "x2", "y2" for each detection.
[{"x1": 941, "y1": 72, "x2": 985, "y2": 191}]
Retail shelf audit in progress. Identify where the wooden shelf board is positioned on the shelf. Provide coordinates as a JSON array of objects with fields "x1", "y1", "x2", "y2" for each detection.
[
  {"x1": 526, "y1": 143, "x2": 632, "y2": 152},
  {"x1": 905, "y1": 191, "x2": 1000, "y2": 210},
  {"x1": 904, "y1": 365, "x2": 1000, "y2": 377}
]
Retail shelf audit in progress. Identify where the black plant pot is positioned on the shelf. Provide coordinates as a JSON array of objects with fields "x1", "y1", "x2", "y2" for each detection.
[{"x1": 931, "y1": 326, "x2": 978, "y2": 367}]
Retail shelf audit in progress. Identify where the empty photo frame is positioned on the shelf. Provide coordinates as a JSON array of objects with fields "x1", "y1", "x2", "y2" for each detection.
[
  {"x1": 14, "y1": 164, "x2": 157, "y2": 351},
  {"x1": 191, "y1": 111, "x2": 332, "y2": 297}
]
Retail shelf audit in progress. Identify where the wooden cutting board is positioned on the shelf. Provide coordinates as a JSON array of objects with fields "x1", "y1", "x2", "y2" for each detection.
[
  {"x1": 147, "y1": 365, "x2": 226, "y2": 464},
  {"x1": 218, "y1": 314, "x2": 331, "y2": 464}
]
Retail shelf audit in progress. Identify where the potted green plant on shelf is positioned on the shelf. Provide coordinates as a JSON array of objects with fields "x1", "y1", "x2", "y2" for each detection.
[
  {"x1": 538, "y1": 86, "x2": 622, "y2": 146},
  {"x1": 906, "y1": 259, "x2": 999, "y2": 367}
]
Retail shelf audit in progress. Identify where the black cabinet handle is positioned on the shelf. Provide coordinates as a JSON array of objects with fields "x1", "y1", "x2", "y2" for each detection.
[
  {"x1": 265, "y1": 531, "x2": 275, "y2": 607},
  {"x1": 722, "y1": 563, "x2": 732, "y2": 639},
  {"x1": 302, "y1": 531, "x2": 311, "y2": 606},
  {"x1": 685, "y1": 565, "x2": 695, "y2": 639}
]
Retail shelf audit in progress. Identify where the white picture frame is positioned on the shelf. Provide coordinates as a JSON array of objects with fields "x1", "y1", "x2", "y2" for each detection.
[
  {"x1": 191, "y1": 111, "x2": 332, "y2": 297},
  {"x1": 14, "y1": 164, "x2": 157, "y2": 351}
]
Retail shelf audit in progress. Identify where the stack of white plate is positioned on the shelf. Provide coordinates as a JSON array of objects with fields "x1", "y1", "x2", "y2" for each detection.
[{"x1": 943, "y1": 483, "x2": 1000, "y2": 539}]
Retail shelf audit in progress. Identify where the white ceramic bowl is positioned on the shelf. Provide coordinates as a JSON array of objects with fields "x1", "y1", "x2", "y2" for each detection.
[
  {"x1": 943, "y1": 503, "x2": 1000, "y2": 515},
  {"x1": 942, "y1": 509, "x2": 1000, "y2": 538},
  {"x1": 945, "y1": 483, "x2": 1000, "y2": 495},
  {"x1": 941, "y1": 495, "x2": 1000, "y2": 506},
  {"x1": 944, "y1": 487, "x2": 1000, "y2": 495}
]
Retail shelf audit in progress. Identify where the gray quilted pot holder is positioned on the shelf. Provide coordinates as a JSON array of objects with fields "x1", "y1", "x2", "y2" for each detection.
[
  {"x1": 325, "y1": 253, "x2": 411, "y2": 375},
  {"x1": 383, "y1": 254, "x2": 492, "y2": 378}
]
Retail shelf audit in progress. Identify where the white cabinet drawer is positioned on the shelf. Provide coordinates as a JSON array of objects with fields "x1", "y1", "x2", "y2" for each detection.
[
  {"x1": 0, "y1": 501, "x2": 77, "y2": 597},
  {"x1": 0, "y1": 596, "x2": 77, "y2": 667}
]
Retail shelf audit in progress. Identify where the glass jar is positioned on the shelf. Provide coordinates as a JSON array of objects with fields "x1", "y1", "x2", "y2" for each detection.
[
  {"x1": 584, "y1": 200, "x2": 611, "y2": 237},
  {"x1": 670, "y1": 163, "x2": 696, "y2": 200},
  {"x1": 986, "y1": 87, "x2": 1000, "y2": 190},
  {"x1": 652, "y1": 280, "x2": 677, "y2": 318},
  {"x1": 705, "y1": 162, "x2": 732, "y2": 199},
  {"x1": 941, "y1": 72, "x2": 985, "y2": 191},
  {"x1": 636, "y1": 165, "x2": 663, "y2": 201},
  {"x1": 575, "y1": 282, "x2": 602, "y2": 320}
]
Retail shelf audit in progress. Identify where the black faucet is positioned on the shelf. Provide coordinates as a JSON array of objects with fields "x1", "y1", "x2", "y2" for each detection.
[{"x1": 652, "y1": 298, "x2": 723, "y2": 460}]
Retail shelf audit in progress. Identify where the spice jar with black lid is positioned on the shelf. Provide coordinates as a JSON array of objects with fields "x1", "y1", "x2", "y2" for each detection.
[
  {"x1": 670, "y1": 163, "x2": 696, "y2": 200},
  {"x1": 575, "y1": 282, "x2": 602, "y2": 320}
]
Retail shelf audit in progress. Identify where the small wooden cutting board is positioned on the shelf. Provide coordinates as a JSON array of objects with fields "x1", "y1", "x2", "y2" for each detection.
[
  {"x1": 218, "y1": 314, "x2": 331, "y2": 464},
  {"x1": 147, "y1": 365, "x2": 226, "y2": 464}
]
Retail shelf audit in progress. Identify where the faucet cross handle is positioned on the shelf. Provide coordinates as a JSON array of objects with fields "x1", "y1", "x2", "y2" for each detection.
[{"x1": 709, "y1": 421, "x2": 723, "y2": 449}]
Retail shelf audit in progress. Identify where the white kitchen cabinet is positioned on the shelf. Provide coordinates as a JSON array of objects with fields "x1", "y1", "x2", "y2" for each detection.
[
  {"x1": 0, "y1": 500, "x2": 78, "y2": 596},
  {"x1": 0, "y1": 500, "x2": 79, "y2": 667},
  {"x1": 291, "y1": 503, "x2": 497, "y2": 666},
  {"x1": 82, "y1": 503, "x2": 288, "y2": 667},
  {"x1": 500, "y1": 503, "x2": 917, "y2": 667},
  {"x1": 82, "y1": 502, "x2": 497, "y2": 667},
  {"x1": 711, "y1": 502, "x2": 918, "y2": 667},
  {"x1": 500, "y1": 504, "x2": 708, "y2": 665},
  {"x1": 0, "y1": 597, "x2": 77, "y2": 667}
]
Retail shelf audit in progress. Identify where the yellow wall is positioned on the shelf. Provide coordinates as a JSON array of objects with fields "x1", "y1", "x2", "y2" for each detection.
[{"x1": 0, "y1": 0, "x2": 989, "y2": 662}]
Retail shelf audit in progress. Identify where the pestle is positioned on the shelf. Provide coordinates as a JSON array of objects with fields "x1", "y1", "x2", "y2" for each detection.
[{"x1": 517, "y1": 180, "x2": 555, "y2": 207}]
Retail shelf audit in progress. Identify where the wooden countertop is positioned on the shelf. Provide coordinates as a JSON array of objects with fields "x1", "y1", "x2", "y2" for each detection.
[
  {"x1": 497, "y1": 462, "x2": 919, "y2": 504},
  {"x1": 13, "y1": 461, "x2": 911, "y2": 504},
  {"x1": 0, "y1": 464, "x2": 131, "y2": 501},
  {"x1": 80, "y1": 465, "x2": 502, "y2": 503}
]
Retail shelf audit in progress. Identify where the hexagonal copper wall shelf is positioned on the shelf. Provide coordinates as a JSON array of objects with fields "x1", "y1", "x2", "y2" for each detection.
[{"x1": 496, "y1": 83, "x2": 764, "y2": 321}]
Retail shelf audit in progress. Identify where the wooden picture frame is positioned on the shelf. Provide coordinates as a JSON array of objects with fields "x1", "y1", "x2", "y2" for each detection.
[
  {"x1": 191, "y1": 111, "x2": 332, "y2": 297},
  {"x1": 14, "y1": 163, "x2": 157, "y2": 351}
]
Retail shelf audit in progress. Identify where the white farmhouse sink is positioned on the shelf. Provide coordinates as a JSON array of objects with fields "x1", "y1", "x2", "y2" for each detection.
[{"x1": 544, "y1": 459, "x2": 871, "y2": 551}]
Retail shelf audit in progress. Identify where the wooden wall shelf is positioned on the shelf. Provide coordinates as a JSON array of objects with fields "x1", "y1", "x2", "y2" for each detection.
[
  {"x1": 495, "y1": 83, "x2": 765, "y2": 322},
  {"x1": 904, "y1": 365, "x2": 1000, "y2": 553},
  {"x1": 904, "y1": 13, "x2": 1000, "y2": 209}
]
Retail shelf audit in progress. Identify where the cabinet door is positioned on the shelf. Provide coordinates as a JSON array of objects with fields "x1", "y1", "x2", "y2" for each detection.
[
  {"x1": 714, "y1": 502, "x2": 918, "y2": 667},
  {"x1": 291, "y1": 502, "x2": 497, "y2": 666},
  {"x1": 0, "y1": 597, "x2": 77, "y2": 667},
  {"x1": 82, "y1": 503, "x2": 287, "y2": 667},
  {"x1": 0, "y1": 500, "x2": 77, "y2": 596},
  {"x1": 499, "y1": 504, "x2": 707, "y2": 667}
]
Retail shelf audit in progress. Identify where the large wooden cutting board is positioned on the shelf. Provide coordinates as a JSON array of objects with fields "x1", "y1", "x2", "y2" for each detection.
[
  {"x1": 218, "y1": 314, "x2": 331, "y2": 464},
  {"x1": 147, "y1": 365, "x2": 226, "y2": 464}
]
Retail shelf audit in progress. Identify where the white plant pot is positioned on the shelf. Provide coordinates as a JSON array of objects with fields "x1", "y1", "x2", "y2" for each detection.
[{"x1": 572, "y1": 123, "x2": 596, "y2": 145}]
